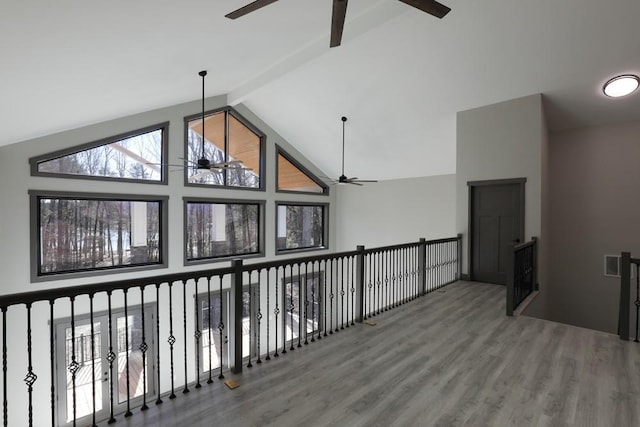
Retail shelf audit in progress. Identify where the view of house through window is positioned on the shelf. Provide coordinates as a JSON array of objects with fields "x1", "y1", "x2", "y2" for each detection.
[
  {"x1": 56, "y1": 306, "x2": 154, "y2": 425},
  {"x1": 35, "y1": 196, "x2": 163, "y2": 276},
  {"x1": 276, "y1": 151, "x2": 327, "y2": 194},
  {"x1": 186, "y1": 109, "x2": 262, "y2": 188},
  {"x1": 277, "y1": 204, "x2": 325, "y2": 252},
  {"x1": 284, "y1": 272, "x2": 323, "y2": 342},
  {"x1": 33, "y1": 125, "x2": 166, "y2": 182},
  {"x1": 185, "y1": 201, "x2": 261, "y2": 261}
]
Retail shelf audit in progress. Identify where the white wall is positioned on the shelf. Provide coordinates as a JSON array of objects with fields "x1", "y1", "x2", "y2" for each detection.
[
  {"x1": 456, "y1": 94, "x2": 544, "y2": 276},
  {"x1": 335, "y1": 174, "x2": 457, "y2": 250}
]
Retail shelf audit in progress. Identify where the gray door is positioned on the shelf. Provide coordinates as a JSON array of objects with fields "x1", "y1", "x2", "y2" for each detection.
[{"x1": 470, "y1": 181, "x2": 524, "y2": 285}]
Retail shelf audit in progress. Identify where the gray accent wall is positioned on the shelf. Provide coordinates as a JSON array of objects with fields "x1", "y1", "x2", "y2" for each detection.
[
  {"x1": 456, "y1": 94, "x2": 544, "y2": 277},
  {"x1": 335, "y1": 175, "x2": 456, "y2": 250},
  {"x1": 532, "y1": 119, "x2": 640, "y2": 333}
]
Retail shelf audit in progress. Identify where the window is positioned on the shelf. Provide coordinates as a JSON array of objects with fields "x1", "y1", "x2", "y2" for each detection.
[
  {"x1": 185, "y1": 107, "x2": 264, "y2": 189},
  {"x1": 283, "y1": 271, "x2": 323, "y2": 343},
  {"x1": 198, "y1": 285, "x2": 258, "y2": 374},
  {"x1": 55, "y1": 304, "x2": 155, "y2": 426},
  {"x1": 276, "y1": 203, "x2": 327, "y2": 253},
  {"x1": 276, "y1": 146, "x2": 327, "y2": 194},
  {"x1": 30, "y1": 191, "x2": 168, "y2": 280},
  {"x1": 30, "y1": 122, "x2": 168, "y2": 183},
  {"x1": 185, "y1": 199, "x2": 263, "y2": 262}
]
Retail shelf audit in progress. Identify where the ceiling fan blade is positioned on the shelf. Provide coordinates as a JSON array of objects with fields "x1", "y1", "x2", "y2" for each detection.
[
  {"x1": 353, "y1": 179, "x2": 378, "y2": 183},
  {"x1": 330, "y1": 0, "x2": 348, "y2": 48},
  {"x1": 226, "y1": 0, "x2": 279, "y2": 19},
  {"x1": 349, "y1": 181, "x2": 364, "y2": 186},
  {"x1": 398, "y1": 0, "x2": 451, "y2": 19}
]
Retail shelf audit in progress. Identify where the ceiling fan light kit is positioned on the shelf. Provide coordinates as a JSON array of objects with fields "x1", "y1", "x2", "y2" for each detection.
[{"x1": 226, "y1": 0, "x2": 451, "y2": 47}]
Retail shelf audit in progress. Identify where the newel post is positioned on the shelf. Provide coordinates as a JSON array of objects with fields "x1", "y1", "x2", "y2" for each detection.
[
  {"x1": 619, "y1": 252, "x2": 631, "y2": 341},
  {"x1": 506, "y1": 244, "x2": 515, "y2": 317},
  {"x1": 419, "y1": 238, "x2": 427, "y2": 295},
  {"x1": 356, "y1": 245, "x2": 366, "y2": 323},
  {"x1": 231, "y1": 259, "x2": 244, "y2": 373}
]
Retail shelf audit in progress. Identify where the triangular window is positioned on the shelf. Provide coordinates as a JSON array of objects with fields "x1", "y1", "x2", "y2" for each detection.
[
  {"x1": 30, "y1": 123, "x2": 168, "y2": 183},
  {"x1": 276, "y1": 147, "x2": 327, "y2": 194}
]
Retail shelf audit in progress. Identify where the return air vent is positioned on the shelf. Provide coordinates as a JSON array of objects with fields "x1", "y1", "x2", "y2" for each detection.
[{"x1": 604, "y1": 255, "x2": 620, "y2": 277}]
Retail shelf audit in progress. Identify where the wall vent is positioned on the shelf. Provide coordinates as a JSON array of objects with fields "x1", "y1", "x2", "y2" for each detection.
[{"x1": 604, "y1": 255, "x2": 620, "y2": 277}]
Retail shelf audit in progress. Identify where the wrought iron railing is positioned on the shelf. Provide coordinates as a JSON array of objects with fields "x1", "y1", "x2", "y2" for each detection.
[
  {"x1": 618, "y1": 252, "x2": 640, "y2": 342},
  {"x1": 0, "y1": 235, "x2": 461, "y2": 427},
  {"x1": 506, "y1": 237, "x2": 538, "y2": 316}
]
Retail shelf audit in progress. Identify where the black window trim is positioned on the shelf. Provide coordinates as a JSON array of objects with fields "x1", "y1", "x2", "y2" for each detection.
[
  {"x1": 29, "y1": 190, "x2": 169, "y2": 283},
  {"x1": 29, "y1": 122, "x2": 170, "y2": 185},
  {"x1": 183, "y1": 197, "x2": 266, "y2": 265},
  {"x1": 183, "y1": 106, "x2": 266, "y2": 192},
  {"x1": 275, "y1": 145, "x2": 329, "y2": 196},
  {"x1": 275, "y1": 201, "x2": 329, "y2": 255}
]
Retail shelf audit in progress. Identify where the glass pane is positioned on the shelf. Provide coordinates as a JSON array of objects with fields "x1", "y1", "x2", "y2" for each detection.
[
  {"x1": 38, "y1": 129, "x2": 163, "y2": 181},
  {"x1": 277, "y1": 153, "x2": 324, "y2": 193},
  {"x1": 185, "y1": 202, "x2": 259, "y2": 260},
  {"x1": 227, "y1": 114, "x2": 260, "y2": 188},
  {"x1": 187, "y1": 111, "x2": 226, "y2": 185},
  {"x1": 65, "y1": 323, "x2": 102, "y2": 422},
  {"x1": 38, "y1": 199, "x2": 162, "y2": 274},
  {"x1": 284, "y1": 275, "x2": 321, "y2": 342},
  {"x1": 116, "y1": 312, "x2": 148, "y2": 404},
  {"x1": 201, "y1": 294, "x2": 223, "y2": 372},
  {"x1": 277, "y1": 205, "x2": 324, "y2": 251}
]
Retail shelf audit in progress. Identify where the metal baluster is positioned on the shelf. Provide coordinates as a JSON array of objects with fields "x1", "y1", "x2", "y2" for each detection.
[
  {"x1": 384, "y1": 251, "x2": 389, "y2": 311},
  {"x1": 345, "y1": 257, "x2": 350, "y2": 328},
  {"x1": 69, "y1": 297, "x2": 78, "y2": 426},
  {"x1": 155, "y1": 284, "x2": 163, "y2": 404},
  {"x1": 329, "y1": 259, "x2": 334, "y2": 334},
  {"x1": 266, "y1": 268, "x2": 272, "y2": 360},
  {"x1": 367, "y1": 255, "x2": 372, "y2": 319},
  {"x1": 256, "y1": 271, "x2": 263, "y2": 363},
  {"x1": 284, "y1": 266, "x2": 291, "y2": 353},
  {"x1": 140, "y1": 286, "x2": 149, "y2": 410},
  {"x1": 49, "y1": 300, "x2": 55, "y2": 427},
  {"x1": 24, "y1": 303, "x2": 36, "y2": 427},
  {"x1": 89, "y1": 294, "x2": 96, "y2": 426},
  {"x1": 322, "y1": 260, "x2": 327, "y2": 338},
  {"x1": 167, "y1": 282, "x2": 176, "y2": 399},
  {"x1": 248, "y1": 271, "x2": 254, "y2": 367},
  {"x1": 304, "y1": 263, "x2": 310, "y2": 344},
  {"x1": 193, "y1": 278, "x2": 202, "y2": 386},
  {"x1": 297, "y1": 264, "x2": 302, "y2": 347},
  {"x1": 124, "y1": 289, "x2": 132, "y2": 417},
  {"x1": 274, "y1": 267, "x2": 280, "y2": 357},
  {"x1": 350, "y1": 256, "x2": 356, "y2": 326},
  {"x1": 206, "y1": 277, "x2": 214, "y2": 382},
  {"x1": 218, "y1": 275, "x2": 225, "y2": 380},
  {"x1": 311, "y1": 262, "x2": 317, "y2": 342},
  {"x1": 182, "y1": 280, "x2": 190, "y2": 394},
  {"x1": 106, "y1": 292, "x2": 116, "y2": 423},
  {"x1": 339, "y1": 257, "x2": 345, "y2": 329},
  {"x1": 1, "y1": 306, "x2": 6, "y2": 427},
  {"x1": 635, "y1": 264, "x2": 640, "y2": 343}
]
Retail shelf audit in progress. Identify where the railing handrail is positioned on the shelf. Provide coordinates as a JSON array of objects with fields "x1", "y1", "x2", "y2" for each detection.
[{"x1": 0, "y1": 236, "x2": 460, "y2": 308}]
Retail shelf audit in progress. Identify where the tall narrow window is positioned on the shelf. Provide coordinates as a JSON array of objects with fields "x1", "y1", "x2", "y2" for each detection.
[
  {"x1": 30, "y1": 191, "x2": 167, "y2": 280},
  {"x1": 276, "y1": 146, "x2": 327, "y2": 194},
  {"x1": 185, "y1": 199, "x2": 263, "y2": 262},
  {"x1": 30, "y1": 123, "x2": 168, "y2": 183},
  {"x1": 185, "y1": 108, "x2": 263, "y2": 189},
  {"x1": 276, "y1": 203, "x2": 327, "y2": 253}
]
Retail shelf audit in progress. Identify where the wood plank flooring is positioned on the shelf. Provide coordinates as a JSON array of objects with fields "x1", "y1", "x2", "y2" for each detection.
[{"x1": 112, "y1": 281, "x2": 640, "y2": 427}]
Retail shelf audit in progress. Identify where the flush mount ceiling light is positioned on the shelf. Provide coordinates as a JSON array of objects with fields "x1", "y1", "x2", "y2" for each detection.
[{"x1": 603, "y1": 74, "x2": 640, "y2": 98}]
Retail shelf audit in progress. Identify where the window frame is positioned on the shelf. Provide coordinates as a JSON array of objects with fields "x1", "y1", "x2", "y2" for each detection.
[
  {"x1": 183, "y1": 106, "x2": 266, "y2": 191},
  {"x1": 183, "y1": 197, "x2": 265, "y2": 265},
  {"x1": 30, "y1": 190, "x2": 169, "y2": 282},
  {"x1": 275, "y1": 201, "x2": 329, "y2": 255},
  {"x1": 275, "y1": 145, "x2": 329, "y2": 195},
  {"x1": 29, "y1": 122, "x2": 169, "y2": 185}
]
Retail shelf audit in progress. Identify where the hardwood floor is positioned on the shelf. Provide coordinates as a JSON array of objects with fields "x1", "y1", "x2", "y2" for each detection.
[{"x1": 113, "y1": 281, "x2": 640, "y2": 427}]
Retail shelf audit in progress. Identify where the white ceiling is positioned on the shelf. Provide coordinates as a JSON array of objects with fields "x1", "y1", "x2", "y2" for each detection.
[{"x1": 2, "y1": 0, "x2": 640, "y2": 180}]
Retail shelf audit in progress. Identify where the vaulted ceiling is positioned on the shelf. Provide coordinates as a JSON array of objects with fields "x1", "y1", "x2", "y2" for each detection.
[{"x1": 2, "y1": 0, "x2": 639, "y2": 180}]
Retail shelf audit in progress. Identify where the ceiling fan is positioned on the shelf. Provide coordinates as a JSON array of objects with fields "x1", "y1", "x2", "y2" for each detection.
[
  {"x1": 225, "y1": 0, "x2": 451, "y2": 47},
  {"x1": 148, "y1": 71, "x2": 249, "y2": 175},
  {"x1": 330, "y1": 116, "x2": 377, "y2": 186}
]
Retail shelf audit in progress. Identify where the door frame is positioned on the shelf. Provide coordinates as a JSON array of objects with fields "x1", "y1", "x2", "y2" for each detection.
[{"x1": 467, "y1": 178, "x2": 526, "y2": 282}]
